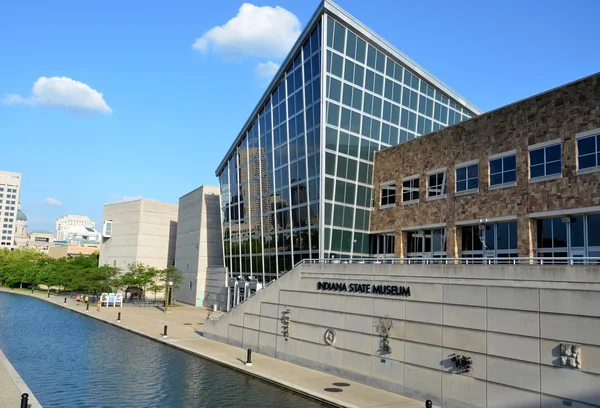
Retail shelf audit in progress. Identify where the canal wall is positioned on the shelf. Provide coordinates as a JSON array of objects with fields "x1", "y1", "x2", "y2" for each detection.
[
  {"x1": 0, "y1": 348, "x2": 42, "y2": 408},
  {"x1": 0, "y1": 288, "x2": 428, "y2": 408},
  {"x1": 203, "y1": 263, "x2": 600, "y2": 407}
]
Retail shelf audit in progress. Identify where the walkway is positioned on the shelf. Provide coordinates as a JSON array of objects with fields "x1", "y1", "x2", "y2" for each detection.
[
  {"x1": 0, "y1": 348, "x2": 42, "y2": 408},
  {"x1": 2, "y1": 289, "x2": 429, "y2": 408}
]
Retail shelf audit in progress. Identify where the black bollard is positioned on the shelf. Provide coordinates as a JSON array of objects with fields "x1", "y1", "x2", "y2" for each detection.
[
  {"x1": 86, "y1": 303, "x2": 89, "y2": 312},
  {"x1": 64, "y1": 297, "x2": 67, "y2": 304},
  {"x1": 163, "y1": 325, "x2": 168, "y2": 338},
  {"x1": 117, "y1": 312, "x2": 121, "y2": 322},
  {"x1": 246, "y1": 348, "x2": 252, "y2": 366},
  {"x1": 47, "y1": 292, "x2": 50, "y2": 299},
  {"x1": 20, "y1": 393, "x2": 29, "y2": 408},
  {"x1": 425, "y1": 400, "x2": 432, "y2": 408}
]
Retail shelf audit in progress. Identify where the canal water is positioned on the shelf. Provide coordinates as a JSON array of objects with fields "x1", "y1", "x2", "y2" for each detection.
[{"x1": 0, "y1": 292, "x2": 329, "y2": 408}]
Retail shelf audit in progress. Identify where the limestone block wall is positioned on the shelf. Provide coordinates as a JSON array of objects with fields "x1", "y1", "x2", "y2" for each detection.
[
  {"x1": 204, "y1": 263, "x2": 600, "y2": 407},
  {"x1": 371, "y1": 74, "x2": 600, "y2": 257}
]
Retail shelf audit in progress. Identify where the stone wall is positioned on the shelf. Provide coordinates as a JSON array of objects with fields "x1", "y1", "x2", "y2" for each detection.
[
  {"x1": 371, "y1": 74, "x2": 600, "y2": 257},
  {"x1": 203, "y1": 263, "x2": 600, "y2": 407}
]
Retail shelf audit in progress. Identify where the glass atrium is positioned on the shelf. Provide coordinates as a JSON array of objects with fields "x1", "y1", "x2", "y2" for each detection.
[{"x1": 216, "y1": 3, "x2": 479, "y2": 283}]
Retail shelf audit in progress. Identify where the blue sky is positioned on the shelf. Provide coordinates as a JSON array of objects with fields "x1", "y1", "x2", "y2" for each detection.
[{"x1": 1, "y1": 0, "x2": 598, "y2": 233}]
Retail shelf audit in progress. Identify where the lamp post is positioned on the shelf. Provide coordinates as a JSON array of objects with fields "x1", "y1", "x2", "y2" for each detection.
[
  {"x1": 478, "y1": 219, "x2": 488, "y2": 264},
  {"x1": 165, "y1": 280, "x2": 174, "y2": 312}
]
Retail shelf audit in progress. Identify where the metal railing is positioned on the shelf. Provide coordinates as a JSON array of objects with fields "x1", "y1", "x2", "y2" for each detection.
[{"x1": 297, "y1": 257, "x2": 600, "y2": 266}]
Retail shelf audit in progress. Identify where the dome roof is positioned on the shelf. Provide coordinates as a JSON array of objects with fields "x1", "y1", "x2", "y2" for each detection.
[{"x1": 17, "y1": 209, "x2": 27, "y2": 221}]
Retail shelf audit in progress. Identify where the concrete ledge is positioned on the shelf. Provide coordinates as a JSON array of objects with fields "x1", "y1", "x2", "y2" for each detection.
[{"x1": 0, "y1": 348, "x2": 42, "y2": 408}]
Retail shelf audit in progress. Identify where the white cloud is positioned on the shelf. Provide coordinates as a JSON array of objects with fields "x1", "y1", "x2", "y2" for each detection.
[
  {"x1": 2, "y1": 76, "x2": 112, "y2": 114},
  {"x1": 193, "y1": 3, "x2": 301, "y2": 59},
  {"x1": 255, "y1": 61, "x2": 280, "y2": 78},
  {"x1": 44, "y1": 197, "x2": 63, "y2": 206}
]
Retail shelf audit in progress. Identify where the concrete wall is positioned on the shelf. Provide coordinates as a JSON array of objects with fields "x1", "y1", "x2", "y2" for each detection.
[
  {"x1": 99, "y1": 199, "x2": 178, "y2": 270},
  {"x1": 174, "y1": 186, "x2": 223, "y2": 306},
  {"x1": 204, "y1": 263, "x2": 600, "y2": 407}
]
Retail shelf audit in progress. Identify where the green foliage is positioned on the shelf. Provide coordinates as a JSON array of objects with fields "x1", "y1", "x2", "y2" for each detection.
[
  {"x1": 0, "y1": 248, "x2": 120, "y2": 293},
  {"x1": 0, "y1": 249, "x2": 183, "y2": 298}
]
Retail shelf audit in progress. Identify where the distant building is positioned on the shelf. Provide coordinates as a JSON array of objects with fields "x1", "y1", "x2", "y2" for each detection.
[
  {"x1": 27, "y1": 230, "x2": 54, "y2": 253},
  {"x1": 55, "y1": 215, "x2": 96, "y2": 241},
  {"x1": 99, "y1": 198, "x2": 178, "y2": 270},
  {"x1": 0, "y1": 171, "x2": 21, "y2": 250},
  {"x1": 48, "y1": 245, "x2": 97, "y2": 259},
  {"x1": 14, "y1": 204, "x2": 28, "y2": 248},
  {"x1": 61, "y1": 225, "x2": 101, "y2": 244},
  {"x1": 173, "y1": 185, "x2": 225, "y2": 307}
]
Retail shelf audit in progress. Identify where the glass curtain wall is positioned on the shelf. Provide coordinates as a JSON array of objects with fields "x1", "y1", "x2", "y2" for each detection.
[
  {"x1": 219, "y1": 22, "x2": 322, "y2": 283},
  {"x1": 322, "y1": 15, "x2": 475, "y2": 259}
]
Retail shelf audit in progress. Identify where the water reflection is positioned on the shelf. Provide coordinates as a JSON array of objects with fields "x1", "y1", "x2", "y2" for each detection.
[{"x1": 0, "y1": 292, "x2": 328, "y2": 408}]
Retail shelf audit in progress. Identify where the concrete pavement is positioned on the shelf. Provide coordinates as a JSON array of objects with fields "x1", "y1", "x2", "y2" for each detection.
[
  {"x1": 0, "y1": 348, "x2": 42, "y2": 408},
  {"x1": 2, "y1": 289, "x2": 431, "y2": 408}
]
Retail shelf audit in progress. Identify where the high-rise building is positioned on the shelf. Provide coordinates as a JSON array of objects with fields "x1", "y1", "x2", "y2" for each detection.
[
  {"x1": 0, "y1": 171, "x2": 22, "y2": 250},
  {"x1": 215, "y1": 0, "x2": 480, "y2": 283},
  {"x1": 55, "y1": 215, "x2": 96, "y2": 241}
]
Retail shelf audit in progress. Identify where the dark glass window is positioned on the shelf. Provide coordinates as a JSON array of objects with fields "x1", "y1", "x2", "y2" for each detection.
[
  {"x1": 456, "y1": 163, "x2": 479, "y2": 192},
  {"x1": 588, "y1": 214, "x2": 600, "y2": 247},
  {"x1": 380, "y1": 183, "x2": 396, "y2": 206},
  {"x1": 402, "y1": 177, "x2": 419, "y2": 202},
  {"x1": 490, "y1": 154, "x2": 517, "y2": 186},
  {"x1": 332, "y1": 21, "x2": 346, "y2": 53},
  {"x1": 570, "y1": 215, "x2": 585, "y2": 247},
  {"x1": 428, "y1": 172, "x2": 447, "y2": 197},
  {"x1": 577, "y1": 134, "x2": 600, "y2": 170},
  {"x1": 529, "y1": 143, "x2": 562, "y2": 179}
]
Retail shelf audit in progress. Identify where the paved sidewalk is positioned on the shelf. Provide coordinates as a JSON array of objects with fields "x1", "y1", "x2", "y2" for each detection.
[
  {"x1": 0, "y1": 348, "x2": 42, "y2": 408},
  {"x1": 3, "y1": 289, "x2": 430, "y2": 408}
]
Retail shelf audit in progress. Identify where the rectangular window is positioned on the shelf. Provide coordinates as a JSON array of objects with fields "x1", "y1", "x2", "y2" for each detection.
[
  {"x1": 402, "y1": 176, "x2": 419, "y2": 203},
  {"x1": 456, "y1": 162, "x2": 479, "y2": 193},
  {"x1": 427, "y1": 170, "x2": 447, "y2": 198},
  {"x1": 529, "y1": 142, "x2": 562, "y2": 179},
  {"x1": 577, "y1": 131, "x2": 600, "y2": 171},
  {"x1": 380, "y1": 182, "x2": 396, "y2": 207},
  {"x1": 489, "y1": 152, "x2": 517, "y2": 187}
]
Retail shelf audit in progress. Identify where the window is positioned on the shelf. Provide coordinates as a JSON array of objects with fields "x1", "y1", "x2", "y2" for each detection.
[
  {"x1": 406, "y1": 228, "x2": 446, "y2": 258},
  {"x1": 402, "y1": 176, "x2": 419, "y2": 203},
  {"x1": 536, "y1": 215, "x2": 600, "y2": 260},
  {"x1": 380, "y1": 182, "x2": 396, "y2": 207},
  {"x1": 489, "y1": 152, "x2": 516, "y2": 186},
  {"x1": 577, "y1": 131, "x2": 600, "y2": 171},
  {"x1": 529, "y1": 142, "x2": 561, "y2": 179},
  {"x1": 456, "y1": 162, "x2": 479, "y2": 193},
  {"x1": 427, "y1": 170, "x2": 447, "y2": 198},
  {"x1": 461, "y1": 221, "x2": 517, "y2": 259}
]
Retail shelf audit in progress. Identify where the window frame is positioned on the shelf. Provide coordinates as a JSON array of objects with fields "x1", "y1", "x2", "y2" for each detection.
[
  {"x1": 528, "y1": 139, "x2": 562, "y2": 182},
  {"x1": 489, "y1": 150, "x2": 517, "y2": 189},
  {"x1": 576, "y1": 128, "x2": 600, "y2": 175},
  {"x1": 379, "y1": 181, "x2": 396, "y2": 208},
  {"x1": 402, "y1": 175, "x2": 420, "y2": 204},
  {"x1": 455, "y1": 159, "x2": 479, "y2": 195},
  {"x1": 426, "y1": 168, "x2": 447, "y2": 200}
]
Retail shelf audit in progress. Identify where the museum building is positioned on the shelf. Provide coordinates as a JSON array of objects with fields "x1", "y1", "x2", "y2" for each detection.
[
  {"x1": 371, "y1": 73, "x2": 600, "y2": 261},
  {"x1": 215, "y1": 0, "x2": 480, "y2": 283}
]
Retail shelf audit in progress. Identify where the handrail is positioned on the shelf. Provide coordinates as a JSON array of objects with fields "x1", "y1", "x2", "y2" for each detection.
[{"x1": 295, "y1": 257, "x2": 600, "y2": 266}]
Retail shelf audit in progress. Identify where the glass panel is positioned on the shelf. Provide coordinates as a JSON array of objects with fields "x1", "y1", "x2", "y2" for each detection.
[
  {"x1": 588, "y1": 214, "x2": 600, "y2": 247},
  {"x1": 497, "y1": 222, "x2": 509, "y2": 250},
  {"x1": 570, "y1": 215, "x2": 585, "y2": 247},
  {"x1": 552, "y1": 218, "x2": 568, "y2": 248},
  {"x1": 537, "y1": 218, "x2": 553, "y2": 248}
]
